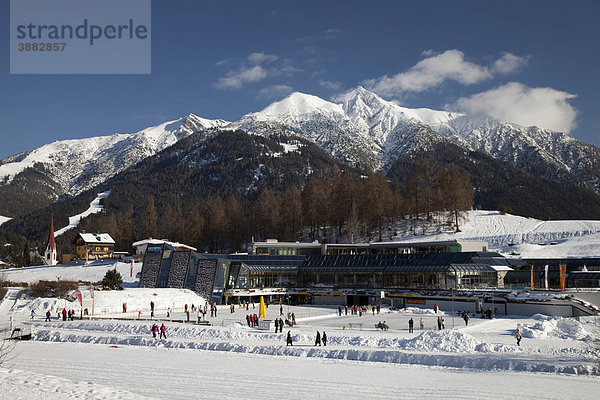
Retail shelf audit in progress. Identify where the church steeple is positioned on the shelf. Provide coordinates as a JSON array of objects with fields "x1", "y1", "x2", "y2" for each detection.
[
  {"x1": 48, "y1": 215, "x2": 55, "y2": 251},
  {"x1": 44, "y1": 215, "x2": 58, "y2": 265}
]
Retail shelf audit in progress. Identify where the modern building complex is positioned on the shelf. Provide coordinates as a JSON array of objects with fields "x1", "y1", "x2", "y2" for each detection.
[
  {"x1": 251, "y1": 239, "x2": 489, "y2": 256},
  {"x1": 139, "y1": 239, "x2": 517, "y2": 306}
]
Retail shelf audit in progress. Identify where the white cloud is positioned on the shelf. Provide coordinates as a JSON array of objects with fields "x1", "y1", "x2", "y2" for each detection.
[
  {"x1": 215, "y1": 52, "x2": 301, "y2": 90},
  {"x1": 492, "y1": 52, "x2": 529, "y2": 74},
  {"x1": 258, "y1": 85, "x2": 294, "y2": 99},
  {"x1": 323, "y1": 28, "x2": 343, "y2": 39},
  {"x1": 452, "y1": 82, "x2": 577, "y2": 132},
  {"x1": 364, "y1": 50, "x2": 530, "y2": 97},
  {"x1": 365, "y1": 50, "x2": 492, "y2": 96},
  {"x1": 319, "y1": 80, "x2": 342, "y2": 90},
  {"x1": 247, "y1": 52, "x2": 279, "y2": 65},
  {"x1": 215, "y1": 65, "x2": 268, "y2": 89}
]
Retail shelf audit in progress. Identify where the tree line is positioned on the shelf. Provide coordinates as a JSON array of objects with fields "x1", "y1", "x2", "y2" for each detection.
[{"x1": 65, "y1": 162, "x2": 473, "y2": 255}]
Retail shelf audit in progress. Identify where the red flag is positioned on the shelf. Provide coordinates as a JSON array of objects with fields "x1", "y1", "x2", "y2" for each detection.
[{"x1": 73, "y1": 290, "x2": 82, "y2": 307}]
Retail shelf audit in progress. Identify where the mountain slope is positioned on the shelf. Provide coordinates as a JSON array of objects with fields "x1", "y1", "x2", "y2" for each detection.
[
  {"x1": 1, "y1": 87, "x2": 599, "y2": 222},
  {"x1": 0, "y1": 114, "x2": 228, "y2": 216},
  {"x1": 0, "y1": 129, "x2": 348, "y2": 248},
  {"x1": 231, "y1": 87, "x2": 600, "y2": 196}
]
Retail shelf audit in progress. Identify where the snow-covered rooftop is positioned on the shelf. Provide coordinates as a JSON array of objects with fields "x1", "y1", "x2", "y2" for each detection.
[{"x1": 79, "y1": 232, "x2": 115, "y2": 244}]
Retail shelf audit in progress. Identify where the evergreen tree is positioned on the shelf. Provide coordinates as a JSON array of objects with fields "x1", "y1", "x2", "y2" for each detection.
[{"x1": 102, "y1": 269, "x2": 123, "y2": 290}]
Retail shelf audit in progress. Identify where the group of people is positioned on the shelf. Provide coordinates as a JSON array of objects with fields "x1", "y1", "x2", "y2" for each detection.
[
  {"x1": 150, "y1": 323, "x2": 167, "y2": 339},
  {"x1": 273, "y1": 317, "x2": 284, "y2": 332},
  {"x1": 314, "y1": 330, "x2": 327, "y2": 346},
  {"x1": 376, "y1": 321, "x2": 389, "y2": 331},
  {"x1": 246, "y1": 313, "x2": 261, "y2": 327},
  {"x1": 42, "y1": 308, "x2": 77, "y2": 322}
]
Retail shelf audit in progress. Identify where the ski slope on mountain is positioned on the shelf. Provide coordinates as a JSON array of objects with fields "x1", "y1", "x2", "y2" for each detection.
[
  {"x1": 54, "y1": 190, "x2": 111, "y2": 237},
  {"x1": 395, "y1": 210, "x2": 600, "y2": 258}
]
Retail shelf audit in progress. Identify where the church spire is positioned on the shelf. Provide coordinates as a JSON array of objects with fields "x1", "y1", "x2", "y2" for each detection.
[
  {"x1": 48, "y1": 214, "x2": 55, "y2": 251},
  {"x1": 45, "y1": 214, "x2": 58, "y2": 265}
]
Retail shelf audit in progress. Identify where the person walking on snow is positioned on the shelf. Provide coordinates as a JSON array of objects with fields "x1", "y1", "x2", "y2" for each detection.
[
  {"x1": 286, "y1": 331, "x2": 293, "y2": 346},
  {"x1": 514, "y1": 328, "x2": 522, "y2": 346},
  {"x1": 463, "y1": 312, "x2": 470, "y2": 326},
  {"x1": 31, "y1": 309, "x2": 35, "y2": 319},
  {"x1": 315, "y1": 331, "x2": 321, "y2": 346},
  {"x1": 151, "y1": 324, "x2": 158, "y2": 339},
  {"x1": 408, "y1": 318, "x2": 414, "y2": 333},
  {"x1": 419, "y1": 318, "x2": 424, "y2": 330},
  {"x1": 45, "y1": 310, "x2": 51, "y2": 322},
  {"x1": 322, "y1": 331, "x2": 327, "y2": 346},
  {"x1": 160, "y1": 323, "x2": 167, "y2": 339}
]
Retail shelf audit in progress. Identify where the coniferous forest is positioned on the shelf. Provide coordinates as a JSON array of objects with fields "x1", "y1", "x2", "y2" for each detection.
[{"x1": 2, "y1": 128, "x2": 600, "y2": 264}]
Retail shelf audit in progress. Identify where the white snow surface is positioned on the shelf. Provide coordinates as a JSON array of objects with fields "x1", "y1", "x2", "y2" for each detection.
[
  {"x1": 54, "y1": 190, "x2": 111, "y2": 236},
  {"x1": 393, "y1": 209, "x2": 600, "y2": 258},
  {"x1": 0, "y1": 260, "x2": 599, "y2": 398}
]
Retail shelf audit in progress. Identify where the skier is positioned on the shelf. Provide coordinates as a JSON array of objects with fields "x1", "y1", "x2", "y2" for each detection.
[
  {"x1": 286, "y1": 331, "x2": 293, "y2": 346},
  {"x1": 408, "y1": 318, "x2": 414, "y2": 333},
  {"x1": 514, "y1": 328, "x2": 522, "y2": 346},
  {"x1": 322, "y1": 331, "x2": 327, "y2": 346},
  {"x1": 160, "y1": 323, "x2": 167, "y2": 339},
  {"x1": 315, "y1": 331, "x2": 321, "y2": 346}
]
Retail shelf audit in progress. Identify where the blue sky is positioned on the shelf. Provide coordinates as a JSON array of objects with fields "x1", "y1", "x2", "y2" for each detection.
[{"x1": 1, "y1": 0, "x2": 599, "y2": 159}]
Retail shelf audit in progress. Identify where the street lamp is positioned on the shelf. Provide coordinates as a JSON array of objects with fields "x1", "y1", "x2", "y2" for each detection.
[{"x1": 451, "y1": 288, "x2": 455, "y2": 329}]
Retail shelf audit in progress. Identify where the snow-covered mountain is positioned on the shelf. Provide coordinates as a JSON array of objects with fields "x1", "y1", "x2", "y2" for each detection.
[
  {"x1": 233, "y1": 87, "x2": 600, "y2": 190},
  {"x1": 0, "y1": 114, "x2": 227, "y2": 210},
  {"x1": 1, "y1": 87, "x2": 599, "y2": 218}
]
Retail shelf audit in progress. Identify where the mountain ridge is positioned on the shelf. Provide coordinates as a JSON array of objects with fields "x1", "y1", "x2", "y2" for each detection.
[{"x1": 1, "y1": 87, "x2": 599, "y2": 219}]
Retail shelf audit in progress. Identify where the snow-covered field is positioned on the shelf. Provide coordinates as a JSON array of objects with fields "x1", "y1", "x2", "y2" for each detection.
[
  {"x1": 395, "y1": 210, "x2": 600, "y2": 259},
  {"x1": 0, "y1": 261, "x2": 599, "y2": 398}
]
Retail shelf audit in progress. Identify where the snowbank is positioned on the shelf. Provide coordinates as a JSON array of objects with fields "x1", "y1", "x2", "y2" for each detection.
[
  {"x1": 520, "y1": 314, "x2": 592, "y2": 340},
  {"x1": 0, "y1": 368, "x2": 149, "y2": 400}
]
